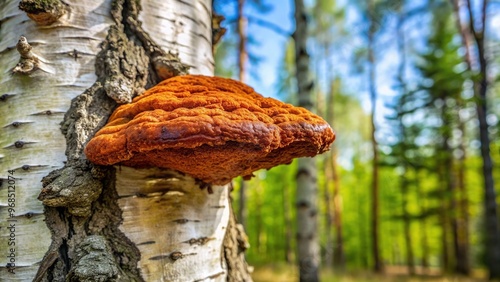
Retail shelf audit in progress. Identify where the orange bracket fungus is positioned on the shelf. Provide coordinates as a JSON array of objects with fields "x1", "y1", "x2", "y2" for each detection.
[{"x1": 84, "y1": 75, "x2": 335, "y2": 185}]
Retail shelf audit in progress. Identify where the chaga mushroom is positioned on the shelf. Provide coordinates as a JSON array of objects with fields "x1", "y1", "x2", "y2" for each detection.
[{"x1": 84, "y1": 75, "x2": 335, "y2": 185}]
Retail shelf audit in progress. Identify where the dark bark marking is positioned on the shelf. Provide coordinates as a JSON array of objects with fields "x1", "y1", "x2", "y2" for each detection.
[
  {"x1": 193, "y1": 271, "x2": 226, "y2": 282},
  {"x1": 309, "y1": 209, "x2": 317, "y2": 218},
  {"x1": 172, "y1": 218, "x2": 200, "y2": 224},
  {"x1": 3, "y1": 121, "x2": 33, "y2": 128},
  {"x1": 67, "y1": 49, "x2": 81, "y2": 61},
  {"x1": 3, "y1": 141, "x2": 37, "y2": 150},
  {"x1": 148, "y1": 255, "x2": 170, "y2": 261},
  {"x1": 136, "y1": 241, "x2": 155, "y2": 246},
  {"x1": 0, "y1": 93, "x2": 13, "y2": 101},
  {"x1": 30, "y1": 110, "x2": 65, "y2": 116},
  {"x1": 14, "y1": 141, "x2": 25, "y2": 148},
  {"x1": 169, "y1": 251, "x2": 184, "y2": 261},
  {"x1": 186, "y1": 237, "x2": 212, "y2": 246},
  {"x1": 196, "y1": 179, "x2": 213, "y2": 193},
  {"x1": 174, "y1": 218, "x2": 189, "y2": 224},
  {"x1": 296, "y1": 200, "x2": 309, "y2": 209},
  {"x1": 7, "y1": 164, "x2": 47, "y2": 171},
  {"x1": 149, "y1": 251, "x2": 195, "y2": 261},
  {"x1": 296, "y1": 167, "x2": 310, "y2": 178}
]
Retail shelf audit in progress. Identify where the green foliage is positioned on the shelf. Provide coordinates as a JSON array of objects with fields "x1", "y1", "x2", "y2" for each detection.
[
  {"x1": 275, "y1": 39, "x2": 296, "y2": 104},
  {"x1": 213, "y1": 0, "x2": 272, "y2": 81},
  {"x1": 215, "y1": 0, "x2": 500, "y2": 276},
  {"x1": 235, "y1": 161, "x2": 298, "y2": 263},
  {"x1": 215, "y1": 39, "x2": 237, "y2": 78}
]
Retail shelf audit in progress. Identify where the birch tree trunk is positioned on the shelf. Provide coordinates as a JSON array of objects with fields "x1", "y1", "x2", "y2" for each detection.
[
  {"x1": 0, "y1": 0, "x2": 252, "y2": 281},
  {"x1": 1, "y1": 1, "x2": 111, "y2": 279},
  {"x1": 294, "y1": 0, "x2": 320, "y2": 281}
]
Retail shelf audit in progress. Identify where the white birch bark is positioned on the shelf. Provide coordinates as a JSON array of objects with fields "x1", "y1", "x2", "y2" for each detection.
[
  {"x1": 294, "y1": 0, "x2": 320, "y2": 281},
  {"x1": 1, "y1": 0, "x2": 234, "y2": 281},
  {"x1": 0, "y1": 1, "x2": 112, "y2": 280},
  {"x1": 116, "y1": 167, "x2": 229, "y2": 281},
  {"x1": 119, "y1": 1, "x2": 232, "y2": 280}
]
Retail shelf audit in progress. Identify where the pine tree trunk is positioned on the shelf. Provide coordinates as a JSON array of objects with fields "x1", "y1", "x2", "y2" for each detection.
[
  {"x1": 236, "y1": 0, "x2": 248, "y2": 230},
  {"x1": 443, "y1": 105, "x2": 463, "y2": 275},
  {"x1": 401, "y1": 174, "x2": 415, "y2": 275},
  {"x1": 395, "y1": 12, "x2": 414, "y2": 275},
  {"x1": 326, "y1": 80, "x2": 344, "y2": 270},
  {"x1": 331, "y1": 152, "x2": 344, "y2": 269},
  {"x1": 438, "y1": 162, "x2": 451, "y2": 273},
  {"x1": 456, "y1": 119, "x2": 470, "y2": 275},
  {"x1": 416, "y1": 172, "x2": 429, "y2": 272},
  {"x1": 0, "y1": 0, "x2": 252, "y2": 281},
  {"x1": 283, "y1": 180, "x2": 293, "y2": 264},
  {"x1": 450, "y1": 0, "x2": 500, "y2": 278},
  {"x1": 238, "y1": 178, "x2": 248, "y2": 228},
  {"x1": 320, "y1": 48, "x2": 333, "y2": 270},
  {"x1": 367, "y1": 0, "x2": 382, "y2": 271},
  {"x1": 237, "y1": 0, "x2": 247, "y2": 83},
  {"x1": 323, "y1": 154, "x2": 334, "y2": 268},
  {"x1": 294, "y1": 0, "x2": 320, "y2": 281}
]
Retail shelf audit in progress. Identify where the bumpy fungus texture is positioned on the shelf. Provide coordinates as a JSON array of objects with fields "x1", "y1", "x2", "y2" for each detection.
[{"x1": 85, "y1": 75, "x2": 335, "y2": 184}]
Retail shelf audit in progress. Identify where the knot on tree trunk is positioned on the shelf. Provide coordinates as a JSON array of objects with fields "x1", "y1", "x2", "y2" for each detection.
[{"x1": 19, "y1": 0, "x2": 67, "y2": 25}]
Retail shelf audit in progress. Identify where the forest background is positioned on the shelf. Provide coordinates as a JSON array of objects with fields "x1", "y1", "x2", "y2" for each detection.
[{"x1": 213, "y1": 0, "x2": 500, "y2": 280}]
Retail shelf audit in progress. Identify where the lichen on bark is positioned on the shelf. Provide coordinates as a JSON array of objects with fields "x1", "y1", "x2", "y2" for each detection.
[{"x1": 66, "y1": 235, "x2": 121, "y2": 282}]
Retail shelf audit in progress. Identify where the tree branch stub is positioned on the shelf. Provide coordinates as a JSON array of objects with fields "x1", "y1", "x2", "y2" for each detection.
[
  {"x1": 12, "y1": 36, "x2": 40, "y2": 74},
  {"x1": 19, "y1": 0, "x2": 67, "y2": 26}
]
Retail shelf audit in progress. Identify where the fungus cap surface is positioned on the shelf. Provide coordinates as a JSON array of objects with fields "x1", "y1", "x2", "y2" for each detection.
[{"x1": 84, "y1": 75, "x2": 335, "y2": 184}]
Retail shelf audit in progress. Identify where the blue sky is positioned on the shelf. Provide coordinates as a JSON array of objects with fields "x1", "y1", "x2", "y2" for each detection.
[
  {"x1": 235, "y1": 0, "x2": 404, "y2": 150},
  {"x1": 216, "y1": 0, "x2": 500, "y2": 157},
  {"x1": 218, "y1": 0, "x2": 403, "y2": 115}
]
